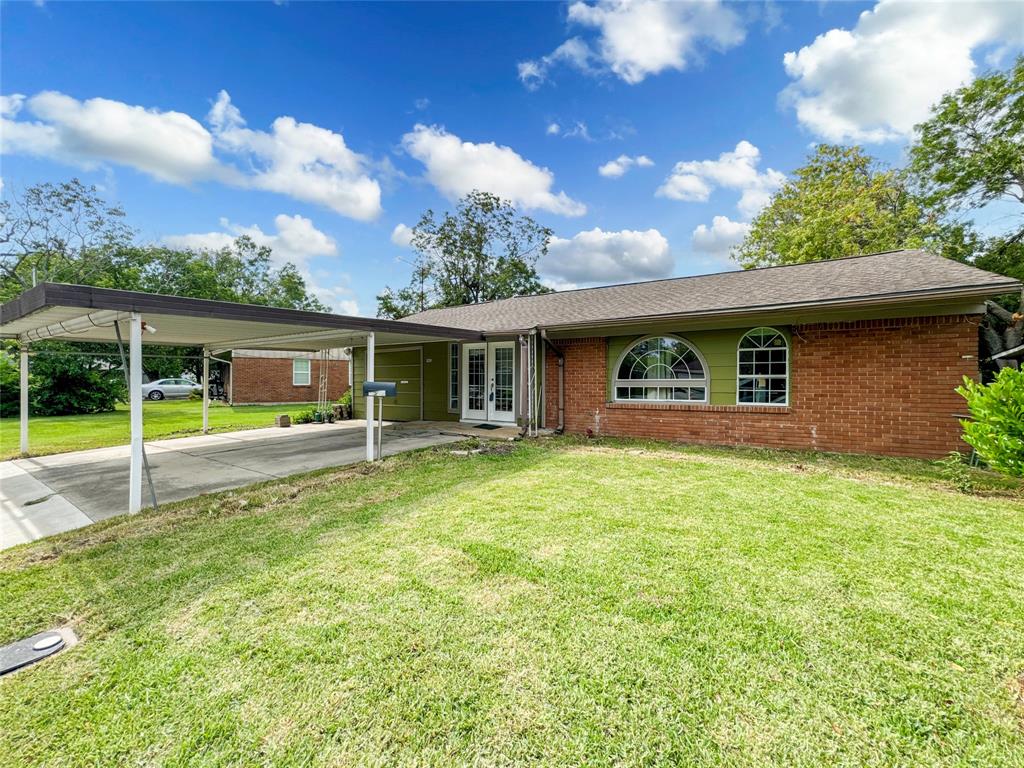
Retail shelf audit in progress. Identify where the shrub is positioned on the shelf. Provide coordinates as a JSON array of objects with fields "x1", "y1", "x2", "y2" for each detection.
[
  {"x1": 957, "y1": 368, "x2": 1024, "y2": 477},
  {"x1": 937, "y1": 451, "x2": 974, "y2": 494},
  {"x1": 0, "y1": 352, "x2": 20, "y2": 418},
  {"x1": 29, "y1": 348, "x2": 125, "y2": 416},
  {"x1": 293, "y1": 407, "x2": 317, "y2": 424},
  {"x1": 338, "y1": 388, "x2": 352, "y2": 406}
]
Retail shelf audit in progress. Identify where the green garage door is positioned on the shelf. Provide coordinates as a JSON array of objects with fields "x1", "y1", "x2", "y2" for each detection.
[{"x1": 368, "y1": 347, "x2": 422, "y2": 421}]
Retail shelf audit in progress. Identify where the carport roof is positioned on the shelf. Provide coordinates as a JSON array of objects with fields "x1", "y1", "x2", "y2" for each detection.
[{"x1": 0, "y1": 283, "x2": 484, "y2": 351}]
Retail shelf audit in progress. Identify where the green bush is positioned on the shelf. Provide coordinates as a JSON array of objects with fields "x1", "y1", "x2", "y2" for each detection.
[
  {"x1": 957, "y1": 368, "x2": 1024, "y2": 477},
  {"x1": 293, "y1": 407, "x2": 317, "y2": 424},
  {"x1": 0, "y1": 352, "x2": 20, "y2": 418},
  {"x1": 338, "y1": 388, "x2": 352, "y2": 406},
  {"x1": 29, "y1": 349, "x2": 125, "y2": 416}
]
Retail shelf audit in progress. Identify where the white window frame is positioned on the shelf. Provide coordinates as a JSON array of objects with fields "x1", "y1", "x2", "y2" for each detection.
[
  {"x1": 448, "y1": 342, "x2": 460, "y2": 413},
  {"x1": 736, "y1": 327, "x2": 789, "y2": 406},
  {"x1": 292, "y1": 358, "x2": 311, "y2": 387},
  {"x1": 612, "y1": 335, "x2": 709, "y2": 404}
]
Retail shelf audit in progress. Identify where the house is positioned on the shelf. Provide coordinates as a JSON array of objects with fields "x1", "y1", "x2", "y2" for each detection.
[
  {"x1": 228, "y1": 349, "x2": 350, "y2": 404},
  {"x1": 352, "y1": 250, "x2": 1021, "y2": 459}
]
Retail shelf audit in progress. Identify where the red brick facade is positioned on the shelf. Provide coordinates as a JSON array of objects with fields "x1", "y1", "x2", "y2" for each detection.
[
  {"x1": 231, "y1": 356, "x2": 349, "y2": 404},
  {"x1": 544, "y1": 315, "x2": 980, "y2": 459}
]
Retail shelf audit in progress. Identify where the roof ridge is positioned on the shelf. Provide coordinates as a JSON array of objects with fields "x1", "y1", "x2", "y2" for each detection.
[{"x1": 402, "y1": 248, "x2": 926, "y2": 319}]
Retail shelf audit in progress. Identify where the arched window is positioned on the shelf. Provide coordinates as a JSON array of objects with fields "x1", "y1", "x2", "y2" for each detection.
[
  {"x1": 613, "y1": 336, "x2": 708, "y2": 402},
  {"x1": 737, "y1": 328, "x2": 788, "y2": 405}
]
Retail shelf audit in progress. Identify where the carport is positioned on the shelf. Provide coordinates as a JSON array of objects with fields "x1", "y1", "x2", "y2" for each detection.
[{"x1": 1, "y1": 283, "x2": 482, "y2": 514}]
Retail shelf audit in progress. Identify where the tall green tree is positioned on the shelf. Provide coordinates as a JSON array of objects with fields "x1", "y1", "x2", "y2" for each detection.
[
  {"x1": 0, "y1": 180, "x2": 330, "y2": 414},
  {"x1": 735, "y1": 145, "x2": 946, "y2": 269},
  {"x1": 910, "y1": 56, "x2": 1024, "y2": 307},
  {"x1": 377, "y1": 190, "x2": 552, "y2": 319}
]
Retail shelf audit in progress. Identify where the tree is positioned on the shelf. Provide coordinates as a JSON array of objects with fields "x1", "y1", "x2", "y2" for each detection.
[
  {"x1": 0, "y1": 179, "x2": 137, "y2": 298},
  {"x1": 911, "y1": 57, "x2": 1024, "y2": 219},
  {"x1": 910, "y1": 56, "x2": 1024, "y2": 313},
  {"x1": 0, "y1": 180, "x2": 331, "y2": 413},
  {"x1": 377, "y1": 190, "x2": 552, "y2": 318},
  {"x1": 735, "y1": 145, "x2": 944, "y2": 269}
]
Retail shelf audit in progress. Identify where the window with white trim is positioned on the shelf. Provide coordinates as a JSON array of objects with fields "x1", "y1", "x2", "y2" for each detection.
[
  {"x1": 737, "y1": 328, "x2": 788, "y2": 405},
  {"x1": 448, "y1": 343, "x2": 460, "y2": 411},
  {"x1": 613, "y1": 336, "x2": 708, "y2": 402},
  {"x1": 292, "y1": 358, "x2": 311, "y2": 386}
]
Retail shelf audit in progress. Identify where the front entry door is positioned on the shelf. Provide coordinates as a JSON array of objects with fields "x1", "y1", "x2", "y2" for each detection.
[
  {"x1": 462, "y1": 343, "x2": 487, "y2": 421},
  {"x1": 488, "y1": 342, "x2": 515, "y2": 423},
  {"x1": 461, "y1": 342, "x2": 516, "y2": 423}
]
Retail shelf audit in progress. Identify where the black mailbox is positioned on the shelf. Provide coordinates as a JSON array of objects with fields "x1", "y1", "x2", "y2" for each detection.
[{"x1": 362, "y1": 381, "x2": 397, "y2": 397}]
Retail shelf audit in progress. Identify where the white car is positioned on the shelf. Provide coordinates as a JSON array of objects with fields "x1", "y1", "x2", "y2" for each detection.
[{"x1": 142, "y1": 378, "x2": 201, "y2": 401}]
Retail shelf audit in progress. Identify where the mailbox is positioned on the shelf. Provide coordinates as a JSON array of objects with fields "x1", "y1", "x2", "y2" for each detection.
[{"x1": 362, "y1": 381, "x2": 397, "y2": 398}]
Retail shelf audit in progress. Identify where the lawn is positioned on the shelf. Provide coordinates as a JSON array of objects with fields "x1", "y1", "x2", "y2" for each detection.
[
  {"x1": 1, "y1": 440, "x2": 1022, "y2": 766},
  {"x1": 0, "y1": 400, "x2": 318, "y2": 460}
]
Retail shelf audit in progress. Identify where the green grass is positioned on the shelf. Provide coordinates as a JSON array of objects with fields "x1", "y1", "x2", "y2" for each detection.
[
  {"x1": 0, "y1": 400, "x2": 318, "y2": 460},
  {"x1": 1, "y1": 439, "x2": 1022, "y2": 767}
]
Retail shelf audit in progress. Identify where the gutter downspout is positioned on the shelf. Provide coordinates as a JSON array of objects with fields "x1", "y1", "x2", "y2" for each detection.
[{"x1": 540, "y1": 329, "x2": 564, "y2": 435}]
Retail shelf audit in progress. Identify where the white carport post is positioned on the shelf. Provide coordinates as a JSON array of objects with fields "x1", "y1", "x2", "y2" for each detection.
[
  {"x1": 128, "y1": 313, "x2": 144, "y2": 514},
  {"x1": 365, "y1": 331, "x2": 375, "y2": 462},
  {"x1": 19, "y1": 345, "x2": 29, "y2": 455},
  {"x1": 202, "y1": 348, "x2": 210, "y2": 434}
]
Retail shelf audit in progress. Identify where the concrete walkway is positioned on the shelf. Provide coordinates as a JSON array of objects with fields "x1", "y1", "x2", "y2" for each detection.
[{"x1": 1, "y1": 421, "x2": 463, "y2": 550}]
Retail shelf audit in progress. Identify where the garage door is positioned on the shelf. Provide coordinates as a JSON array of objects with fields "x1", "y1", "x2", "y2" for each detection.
[{"x1": 371, "y1": 347, "x2": 422, "y2": 421}]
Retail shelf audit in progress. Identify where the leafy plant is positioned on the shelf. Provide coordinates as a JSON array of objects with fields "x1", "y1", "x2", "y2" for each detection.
[
  {"x1": 937, "y1": 451, "x2": 974, "y2": 494},
  {"x1": 293, "y1": 407, "x2": 317, "y2": 424},
  {"x1": 957, "y1": 368, "x2": 1024, "y2": 477},
  {"x1": 28, "y1": 347, "x2": 125, "y2": 416},
  {"x1": 0, "y1": 351, "x2": 21, "y2": 418},
  {"x1": 338, "y1": 389, "x2": 352, "y2": 407}
]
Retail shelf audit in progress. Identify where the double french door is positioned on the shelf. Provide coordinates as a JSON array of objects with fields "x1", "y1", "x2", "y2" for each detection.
[{"x1": 462, "y1": 342, "x2": 515, "y2": 423}]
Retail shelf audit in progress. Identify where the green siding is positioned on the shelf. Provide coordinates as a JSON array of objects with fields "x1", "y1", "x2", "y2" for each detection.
[
  {"x1": 606, "y1": 326, "x2": 791, "y2": 405},
  {"x1": 352, "y1": 342, "x2": 457, "y2": 422}
]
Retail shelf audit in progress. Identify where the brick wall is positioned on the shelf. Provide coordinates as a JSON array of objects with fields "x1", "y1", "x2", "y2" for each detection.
[
  {"x1": 231, "y1": 357, "x2": 349, "y2": 404},
  {"x1": 544, "y1": 315, "x2": 979, "y2": 459}
]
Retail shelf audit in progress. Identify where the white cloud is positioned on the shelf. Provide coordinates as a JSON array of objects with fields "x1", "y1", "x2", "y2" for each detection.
[
  {"x1": 390, "y1": 223, "x2": 414, "y2": 247},
  {"x1": 540, "y1": 227, "x2": 672, "y2": 284},
  {"x1": 164, "y1": 213, "x2": 336, "y2": 270},
  {"x1": 208, "y1": 91, "x2": 382, "y2": 221},
  {"x1": 0, "y1": 89, "x2": 382, "y2": 221},
  {"x1": 520, "y1": 0, "x2": 745, "y2": 87},
  {"x1": 163, "y1": 214, "x2": 358, "y2": 313},
  {"x1": 691, "y1": 215, "x2": 749, "y2": 262},
  {"x1": 401, "y1": 123, "x2": 586, "y2": 217},
  {"x1": 0, "y1": 91, "x2": 221, "y2": 184},
  {"x1": 598, "y1": 153, "x2": 653, "y2": 178},
  {"x1": 781, "y1": 0, "x2": 1024, "y2": 142},
  {"x1": 657, "y1": 140, "x2": 784, "y2": 219},
  {"x1": 519, "y1": 37, "x2": 597, "y2": 89},
  {"x1": 546, "y1": 122, "x2": 561, "y2": 136}
]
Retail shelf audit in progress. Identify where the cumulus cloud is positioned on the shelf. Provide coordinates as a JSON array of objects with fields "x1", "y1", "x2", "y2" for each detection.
[
  {"x1": 540, "y1": 227, "x2": 672, "y2": 285},
  {"x1": 163, "y1": 214, "x2": 359, "y2": 313},
  {"x1": 208, "y1": 91, "x2": 381, "y2": 220},
  {"x1": 598, "y1": 153, "x2": 653, "y2": 178},
  {"x1": 401, "y1": 123, "x2": 586, "y2": 216},
  {"x1": 691, "y1": 215, "x2": 749, "y2": 263},
  {"x1": 519, "y1": 0, "x2": 745, "y2": 87},
  {"x1": 657, "y1": 140, "x2": 784, "y2": 219},
  {"x1": 781, "y1": 0, "x2": 1024, "y2": 142},
  {"x1": 163, "y1": 213, "x2": 336, "y2": 270},
  {"x1": 546, "y1": 122, "x2": 561, "y2": 136},
  {"x1": 390, "y1": 223, "x2": 414, "y2": 247},
  {"x1": 0, "y1": 91, "x2": 222, "y2": 184},
  {"x1": 0, "y1": 89, "x2": 382, "y2": 220}
]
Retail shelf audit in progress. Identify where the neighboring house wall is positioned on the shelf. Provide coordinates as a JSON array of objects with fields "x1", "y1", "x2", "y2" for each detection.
[
  {"x1": 232, "y1": 354, "x2": 350, "y2": 404},
  {"x1": 545, "y1": 315, "x2": 979, "y2": 459}
]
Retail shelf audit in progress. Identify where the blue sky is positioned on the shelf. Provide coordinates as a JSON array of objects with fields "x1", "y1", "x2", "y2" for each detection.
[{"x1": 2, "y1": 1, "x2": 1021, "y2": 315}]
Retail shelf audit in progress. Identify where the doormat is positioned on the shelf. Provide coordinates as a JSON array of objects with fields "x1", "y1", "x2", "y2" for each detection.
[{"x1": 475, "y1": 423, "x2": 503, "y2": 430}]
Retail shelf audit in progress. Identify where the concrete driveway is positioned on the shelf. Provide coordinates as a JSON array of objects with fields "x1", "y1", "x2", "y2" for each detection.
[{"x1": 1, "y1": 421, "x2": 463, "y2": 550}]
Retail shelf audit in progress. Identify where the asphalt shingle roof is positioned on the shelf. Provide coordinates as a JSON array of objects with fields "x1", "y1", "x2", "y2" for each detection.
[{"x1": 399, "y1": 250, "x2": 1019, "y2": 333}]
